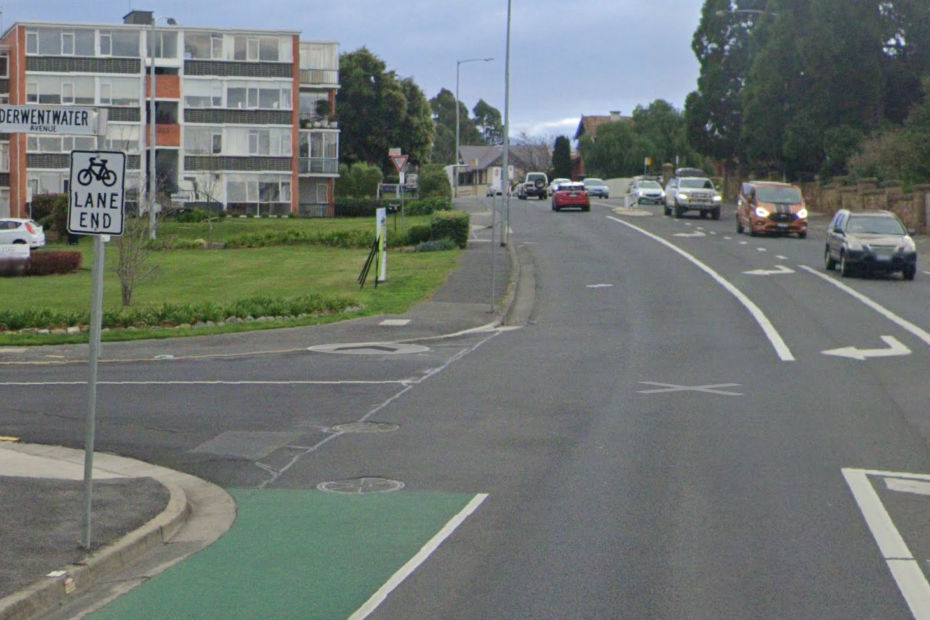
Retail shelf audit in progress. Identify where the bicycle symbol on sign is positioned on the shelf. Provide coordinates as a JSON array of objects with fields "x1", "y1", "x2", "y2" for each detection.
[{"x1": 76, "y1": 157, "x2": 118, "y2": 188}]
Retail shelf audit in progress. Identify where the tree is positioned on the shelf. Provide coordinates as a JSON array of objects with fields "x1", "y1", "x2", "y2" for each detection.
[
  {"x1": 551, "y1": 136, "x2": 572, "y2": 179},
  {"x1": 473, "y1": 99, "x2": 504, "y2": 145},
  {"x1": 430, "y1": 88, "x2": 484, "y2": 164},
  {"x1": 335, "y1": 162, "x2": 383, "y2": 197},
  {"x1": 418, "y1": 163, "x2": 452, "y2": 198},
  {"x1": 510, "y1": 131, "x2": 553, "y2": 174},
  {"x1": 336, "y1": 47, "x2": 433, "y2": 174}
]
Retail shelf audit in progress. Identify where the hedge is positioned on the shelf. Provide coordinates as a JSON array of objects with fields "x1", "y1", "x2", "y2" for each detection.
[{"x1": 430, "y1": 211, "x2": 470, "y2": 248}]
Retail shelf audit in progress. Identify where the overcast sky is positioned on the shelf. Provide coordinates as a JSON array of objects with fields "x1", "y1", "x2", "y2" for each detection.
[{"x1": 12, "y1": 0, "x2": 703, "y2": 137}]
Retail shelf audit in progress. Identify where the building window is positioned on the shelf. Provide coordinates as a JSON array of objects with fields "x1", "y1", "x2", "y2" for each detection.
[
  {"x1": 0, "y1": 54, "x2": 9, "y2": 78},
  {"x1": 111, "y1": 30, "x2": 141, "y2": 58},
  {"x1": 212, "y1": 36, "x2": 223, "y2": 59},
  {"x1": 100, "y1": 82, "x2": 112, "y2": 105},
  {"x1": 100, "y1": 31, "x2": 112, "y2": 56},
  {"x1": 0, "y1": 143, "x2": 9, "y2": 173},
  {"x1": 26, "y1": 81, "x2": 38, "y2": 104},
  {"x1": 62, "y1": 31, "x2": 74, "y2": 55},
  {"x1": 281, "y1": 181, "x2": 291, "y2": 203},
  {"x1": 26, "y1": 29, "x2": 38, "y2": 54},
  {"x1": 316, "y1": 183, "x2": 327, "y2": 204},
  {"x1": 62, "y1": 82, "x2": 75, "y2": 104},
  {"x1": 259, "y1": 37, "x2": 279, "y2": 61},
  {"x1": 212, "y1": 132, "x2": 222, "y2": 154},
  {"x1": 0, "y1": 189, "x2": 9, "y2": 218}
]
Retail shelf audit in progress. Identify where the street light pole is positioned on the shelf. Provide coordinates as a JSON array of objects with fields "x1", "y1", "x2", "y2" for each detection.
[
  {"x1": 455, "y1": 57, "x2": 493, "y2": 199},
  {"x1": 148, "y1": 16, "x2": 177, "y2": 240}
]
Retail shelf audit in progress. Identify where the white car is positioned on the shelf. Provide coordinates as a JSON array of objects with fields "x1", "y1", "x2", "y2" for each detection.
[
  {"x1": 547, "y1": 178, "x2": 571, "y2": 196},
  {"x1": 0, "y1": 218, "x2": 46, "y2": 248},
  {"x1": 630, "y1": 180, "x2": 665, "y2": 205}
]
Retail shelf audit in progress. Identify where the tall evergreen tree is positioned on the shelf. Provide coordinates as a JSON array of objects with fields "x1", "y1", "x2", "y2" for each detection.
[{"x1": 551, "y1": 136, "x2": 573, "y2": 179}]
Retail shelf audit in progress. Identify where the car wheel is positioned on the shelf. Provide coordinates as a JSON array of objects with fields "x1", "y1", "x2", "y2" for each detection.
[
  {"x1": 903, "y1": 265, "x2": 917, "y2": 281},
  {"x1": 674, "y1": 203, "x2": 685, "y2": 218},
  {"x1": 839, "y1": 252, "x2": 853, "y2": 277},
  {"x1": 539, "y1": 194, "x2": 546, "y2": 201},
  {"x1": 798, "y1": 231, "x2": 807, "y2": 239},
  {"x1": 824, "y1": 247, "x2": 836, "y2": 271},
  {"x1": 712, "y1": 207, "x2": 721, "y2": 220},
  {"x1": 664, "y1": 204, "x2": 671, "y2": 216},
  {"x1": 582, "y1": 204, "x2": 590, "y2": 212},
  {"x1": 736, "y1": 216, "x2": 744, "y2": 234},
  {"x1": 700, "y1": 211, "x2": 707, "y2": 219}
]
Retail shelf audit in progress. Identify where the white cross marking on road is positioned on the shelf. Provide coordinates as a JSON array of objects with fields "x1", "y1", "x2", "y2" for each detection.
[{"x1": 637, "y1": 382, "x2": 744, "y2": 396}]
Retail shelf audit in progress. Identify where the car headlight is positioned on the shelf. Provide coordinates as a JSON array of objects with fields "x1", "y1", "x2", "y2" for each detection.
[
  {"x1": 797, "y1": 208, "x2": 808, "y2": 218},
  {"x1": 713, "y1": 195, "x2": 722, "y2": 202},
  {"x1": 678, "y1": 193, "x2": 689, "y2": 200},
  {"x1": 755, "y1": 207, "x2": 770, "y2": 217},
  {"x1": 847, "y1": 241, "x2": 864, "y2": 251},
  {"x1": 900, "y1": 238, "x2": 916, "y2": 252},
  {"x1": 660, "y1": 191, "x2": 666, "y2": 198}
]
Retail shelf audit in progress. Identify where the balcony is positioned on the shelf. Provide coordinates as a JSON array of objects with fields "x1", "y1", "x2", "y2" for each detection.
[
  {"x1": 145, "y1": 75, "x2": 181, "y2": 99},
  {"x1": 299, "y1": 157, "x2": 339, "y2": 175},
  {"x1": 299, "y1": 68, "x2": 339, "y2": 87}
]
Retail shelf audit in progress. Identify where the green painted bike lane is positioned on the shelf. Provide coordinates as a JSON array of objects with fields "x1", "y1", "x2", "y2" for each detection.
[{"x1": 89, "y1": 489, "x2": 483, "y2": 620}]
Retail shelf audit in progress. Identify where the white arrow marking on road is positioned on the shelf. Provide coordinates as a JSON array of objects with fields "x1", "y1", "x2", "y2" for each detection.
[
  {"x1": 822, "y1": 335, "x2": 911, "y2": 361},
  {"x1": 672, "y1": 232, "x2": 706, "y2": 238},
  {"x1": 587, "y1": 284, "x2": 614, "y2": 288},
  {"x1": 743, "y1": 265, "x2": 796, "y2": 276}
]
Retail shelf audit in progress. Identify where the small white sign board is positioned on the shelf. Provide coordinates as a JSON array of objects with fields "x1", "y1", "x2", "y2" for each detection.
[
  {"x1": 0, "y1": 245, "x2": 30, "y2": 260},
  {"x1": 0, "y1": 105, "x2": 100, "y2": 135},
  {"x1": 68, "y1": 150, "x2": 126, "y2": 236}
]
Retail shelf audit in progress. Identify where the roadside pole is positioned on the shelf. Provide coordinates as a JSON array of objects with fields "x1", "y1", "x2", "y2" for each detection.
[{"x1": 491, "y1": 191, "x2": 498, "y2": 312}]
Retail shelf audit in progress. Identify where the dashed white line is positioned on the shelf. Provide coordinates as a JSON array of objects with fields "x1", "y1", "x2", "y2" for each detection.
[
  {"x1": 757, "y1": 247, "x2": 767, "y2": 252},
  {"x1": 607, "y1": 216, "x2": 794, "y2": 362}
]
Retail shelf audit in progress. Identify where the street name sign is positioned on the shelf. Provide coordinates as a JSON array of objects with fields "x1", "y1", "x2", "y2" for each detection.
[
  {"x1": 0, "y1": 105, "x2": 101, "y2": 135},
  {"x1": 68, "y1": 150, "x2": 126, "y2": 236}
]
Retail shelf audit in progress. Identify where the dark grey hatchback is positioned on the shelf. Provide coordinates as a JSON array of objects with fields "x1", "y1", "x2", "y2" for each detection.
[{"x1": 825, "y1": 209, "x2": 917, "y2": 280}]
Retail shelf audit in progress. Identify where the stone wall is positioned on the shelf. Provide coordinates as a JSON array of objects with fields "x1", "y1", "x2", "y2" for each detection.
[{"x1": 800, "y1": 179, "x2": 930, "y2": 232}]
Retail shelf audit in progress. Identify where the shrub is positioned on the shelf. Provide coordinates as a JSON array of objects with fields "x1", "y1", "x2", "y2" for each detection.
[
  {"x1": 405, "y1": 224, "x2": 432, "y2": 246},
  {"x1": 405, "y1": 196, "x2": 453, "y2": 216},
  {"x1": 174, "y1": 209, "x2": 216, "y2": 223},
  {"x1": 24, "y1": 251, "x2": 83, "y2": 276},
  {"x1": 335, "y1": 163, "x2": 384, "y2": 198},
  {"x1": 416, "y1": 238, "x2": 456, "y2": 252},
  {"x1": 418, "y1": 164, "x2": 452, "y2": 198},
  {"x1": 430, "y1": 210, "x2": 470, "y2": 249},
  {"x1": 29, "y1": 194, "x2": 60, "y2": 223},
  {"x1": 333, "y1": 197, "x2": 381, "y2": 218}
]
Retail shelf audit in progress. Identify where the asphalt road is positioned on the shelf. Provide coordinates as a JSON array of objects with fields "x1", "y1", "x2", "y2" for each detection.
[{"x1": 8, "y1": 196, "x2": 930, "y2": 619}]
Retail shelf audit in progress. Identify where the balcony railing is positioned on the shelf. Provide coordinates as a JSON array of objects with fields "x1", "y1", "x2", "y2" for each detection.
[
  {"x1": 299, "y1": 69, "x2": 339, "y2": 86},
  {"x1": 299, "y1": 157, "x2": 339, "y2": 175}
]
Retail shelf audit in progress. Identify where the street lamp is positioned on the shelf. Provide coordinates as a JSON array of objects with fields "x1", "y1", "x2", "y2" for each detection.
[
  {"x1": 148, "y1": 15, "x2": 178, "y2": 240},
  {"x1": 455, "y1": 57, "x2": 493, "y2": 199}
]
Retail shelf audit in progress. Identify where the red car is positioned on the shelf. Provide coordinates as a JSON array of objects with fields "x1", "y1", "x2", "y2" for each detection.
[{"x1": 551, "y1": 182, "x2": 590, "y2": 212}]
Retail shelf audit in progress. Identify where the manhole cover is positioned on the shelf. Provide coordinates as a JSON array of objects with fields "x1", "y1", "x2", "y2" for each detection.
[
  {"x1": 308, "y1": 343, "x2": 429, "y2": 355},
  {"x1": 318, "y1": 477, "x2": 405, "y2": 494},
  {"x1": 331, "y1": 422, "x2": 400, "y2": 433}
]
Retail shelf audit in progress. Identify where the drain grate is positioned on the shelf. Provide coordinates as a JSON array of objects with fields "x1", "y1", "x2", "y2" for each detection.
[
  {"x1": 330, "y1": 422, "x2": 399, "y2": 434},
  {"x1": 317, "y1": 477, "x2": 405, "y2": 494}
]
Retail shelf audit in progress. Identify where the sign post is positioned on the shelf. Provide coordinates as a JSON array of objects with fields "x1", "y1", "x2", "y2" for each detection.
[
  {"x1": 69, "y1": 144, "x2": 125, "y2": 550},
  {"x1": 391, "y1": 152, "x2": 409, "y2": 233},
  {"x1": 376, "y1": 207, "x2": 387, "y2": 283}
]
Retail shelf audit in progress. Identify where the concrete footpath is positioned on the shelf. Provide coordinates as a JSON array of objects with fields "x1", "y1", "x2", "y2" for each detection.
[{"x1": 0, "y1": 197, "x2": 531, "y2": 620}]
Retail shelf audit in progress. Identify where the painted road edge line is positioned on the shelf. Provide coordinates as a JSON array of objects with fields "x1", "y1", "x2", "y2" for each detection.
[
  {"x1": 800, "y1": 266, "x2": 930, "y2": 347},
  {"x1": 348, "y1": 493, "x2": 489, "y2": 620},
  {"x1": 606, "y1": 216, "x2": 795, "y2": 362},
  {"x1": 843, "y1": 468, "x2": 930, "y2": 620}
]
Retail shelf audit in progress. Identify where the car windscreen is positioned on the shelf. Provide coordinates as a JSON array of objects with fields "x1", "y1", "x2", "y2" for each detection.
[
  {"x1": 584, "y1": 180, "x2": 606, "y2": 187},
  {"x1": 640, "y1": 181, "x2": 661, "y2": 189},
  {"x1": 527, "y1": 175, "x2": 545, "y2": 182},
  {"x1": 847, "y1": 216, "x2": 906, "y2": 235},
  {"x1": 680, "y1": 179, "x2": 714, "y2": 189},
  {"x1": 756, "y1": 186, "x2": 802, "y2": 204}
]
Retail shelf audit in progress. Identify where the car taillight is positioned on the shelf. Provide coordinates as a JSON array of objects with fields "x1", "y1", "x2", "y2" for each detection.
[{"x1": 25, "y1": 223, "x2": 36, "y2": 234}]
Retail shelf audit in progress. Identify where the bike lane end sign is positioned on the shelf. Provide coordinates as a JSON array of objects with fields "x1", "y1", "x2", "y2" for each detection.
[{"x1": 68, "y1": 150, "x2": 126, "y2": 236}]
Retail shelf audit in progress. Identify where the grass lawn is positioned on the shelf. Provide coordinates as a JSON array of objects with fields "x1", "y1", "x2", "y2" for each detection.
[{"x1": 0, "y1": 216, "x2": 461, "y2": 345}]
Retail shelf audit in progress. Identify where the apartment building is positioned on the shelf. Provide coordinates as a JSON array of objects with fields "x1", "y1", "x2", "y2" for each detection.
[{"x1": 0, "y1": 10, "x2": 339, "y2": 219}]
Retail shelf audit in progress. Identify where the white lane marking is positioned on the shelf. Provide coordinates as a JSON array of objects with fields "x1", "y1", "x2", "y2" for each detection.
[
  {"x1": 607, "y1": 216, "x2": 795, "y2": 362},
  {"x1": 822, "y1": 335, "x2": 911, "y2": 361},
  {"x1": 0, "y1": 380, "x2": 413, "y2": 386},
  {"x1": 673, "y1": 232, "x2": 706, "y2": 238},
  {"x1": 637, "y1": 382, "x2": 743, "y2": 396},
  {"x1": 757, "y1": 247, "x2": 767, "y2": 252},
  {"x1": 710, "y1": 231, "x2": 718, "y2": 236},
  {"x1": 886, "y1": 478, "x2": 930, "y2": 496},
  {"x1": 923, "y1": 271, "x2": 930, "y2": 276},
  {"x1": 777, "y1": 255, "x2": 788, "y2": 260},
  {"x1": 380, "y1": 319, "x2": 411, "y2": 326},
  {"x1": 740, "y1": 241, "x2": 749, "y2": 245},
  {"x1": 348, "y1": 493, "x2": 489, "y2": 620},
  {"x1": 843, "y1": 468, "x2": 930, "y2": 619},
  {"x1": 801, "y1": 266, "x2": 930, "y2": 348},
  {"x1": 587, "y1": 284, "x2": 614, "y2": 289},
  {"x1": 724, "y1": 236, "x2": 732, "y2": 240},
  {"x1": 743, "y1": 265, "x2": 795, "y2": 276}
]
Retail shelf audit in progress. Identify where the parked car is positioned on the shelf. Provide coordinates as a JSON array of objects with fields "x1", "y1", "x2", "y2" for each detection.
[
  {"x1": 825, "y1": 209, "x2": 917, "y2": 279},
  {"x1": 737, "y1": 181, "x2": 808, "y2": 238},
  {"x1": 551, "y1": 182, "x2": 590, "y2": 212},
  {"x1": 0, "y1": 218, "x2": 46, "y2": 248},
  {"x1": 630, "y1": 179, "x2": 665, "y2": 205},
  {"x1": 517, "y1": 172, "x2": 549, "y2": 200},
  {"x1": 664, "y1": 177, "x2": 722, "y2": 219},
  {"x1": 547, "y1": 178, "x2": 571, "y2": 196},
  {"x1": 583, "y1": 178, "x2": 610, "y2": 199}
]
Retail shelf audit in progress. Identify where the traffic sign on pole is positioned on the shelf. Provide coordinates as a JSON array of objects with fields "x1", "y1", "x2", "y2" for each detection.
[
  {"x1": 68, "y1": 150, "x2": 126, "y2": 236},
  {"x1": 391, "y1": 155, "x2": 408, "y2": 173}
]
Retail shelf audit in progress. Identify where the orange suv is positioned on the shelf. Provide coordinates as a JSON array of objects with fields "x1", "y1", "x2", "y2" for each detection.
[{"x1": 736, "y1": 181, "x2": 808, "y2": 239}]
